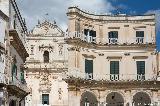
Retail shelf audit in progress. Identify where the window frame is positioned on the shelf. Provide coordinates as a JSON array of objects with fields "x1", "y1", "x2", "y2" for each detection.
[{"x1": 42, "y1": 94, "x2": 49, "y2": 105}]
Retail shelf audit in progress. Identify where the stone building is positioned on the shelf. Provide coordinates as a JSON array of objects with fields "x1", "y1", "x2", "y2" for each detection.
[
  {"x1": 25, "y1": 20, "x2": 68, "y2": 106},
  {"x1": 0, "y1": 0, "x2": 29, "y2": 106},
  {"x1": 65, "y1": 6, "x2": 160, "y2": 106}
]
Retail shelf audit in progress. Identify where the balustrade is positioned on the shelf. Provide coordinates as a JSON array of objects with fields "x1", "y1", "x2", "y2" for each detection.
[
  {"x1": 64, "y1": 69, "x2": 157, "y2": 81},
  {"x1": 65, "y1": 31, "x2": 155, "y2": 45}
]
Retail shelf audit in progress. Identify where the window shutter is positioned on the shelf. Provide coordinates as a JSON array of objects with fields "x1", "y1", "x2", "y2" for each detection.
[
  {"x1": 108, "y1": 31, "x2": 118, "y2": 38},
  {"x1": 114, "y1": 61, "x2": 119, "y2": 74},
  {"x1": 136, "y1": 31, "x2": 144, "y2": 37},
  {"x1": 110, "y1": 61, "x2": 119, "y2": 74},
  {"x1": 85, "y1": 59, "x2": 93, "y2": 74},
  {"x1": 136, "y1": 61, "x2": 145, "y2": 75}
]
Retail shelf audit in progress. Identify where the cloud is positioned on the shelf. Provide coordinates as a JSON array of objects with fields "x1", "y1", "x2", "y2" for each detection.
[
  {"x1": 16, "y1": 0, "x2": 114, "y2": 31},
  {"x1": 145, "y1": 9, "x2": 160, "y2": 33}
]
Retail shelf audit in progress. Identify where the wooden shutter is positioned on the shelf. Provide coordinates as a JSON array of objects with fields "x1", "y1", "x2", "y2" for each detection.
[
  {"x1": 85, "y1": 59, "x2": 93, "y2": 74},
  {"x1": 108, "y1": 31, "x2": 118, "y2": 38},
  {"x1": 136, "y1": 61, "x2": 145, "y2": 75},
  {"x1": 136, "y1": 31, "x2": 144, "y2": 37},
  {"x1": 110, "y1": 61, "x2": 119, "y2": 74}
]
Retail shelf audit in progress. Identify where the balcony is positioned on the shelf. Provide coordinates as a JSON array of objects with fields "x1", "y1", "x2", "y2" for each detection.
[
  {"x1": 65, "y1": 31, "x2": 155, "y2": 46},
  {"x1": 8, "y1": 76, "x2": 30, "y2": 98},
  {"x1": 136, "y1": 37, "x2": 144, "y2": 44},
  {"x1": 64, "y1": 69, "x2": 157, "y2": 82},
  {"x1": 108, "y1": 38, "x2": 118, "y2": 44}
]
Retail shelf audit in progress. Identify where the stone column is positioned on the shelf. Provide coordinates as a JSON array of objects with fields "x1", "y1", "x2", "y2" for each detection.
[
  {"x1": 152, "y1": 90, "x2": 159, "y2": 105},
  {"x1": 124, "y1": 90, "x2": 132, "y2": 106},
  {"x1": 68, "y1": 90, "x2": 81, "y2": 106}
]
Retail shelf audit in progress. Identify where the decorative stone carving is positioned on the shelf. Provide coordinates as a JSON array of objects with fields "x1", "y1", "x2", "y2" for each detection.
[
  {"x1": 39, "y1": 72, "x2": 51, "y2": 92},
  {"x1": 39, "y1": 44, "x2": 54, "y2": 52},
  {"x1": 58, "y1": 44, "x2": 63, "y2": 55},
  {"x1": 58, "y1": 88, "x2": 63, "y2": 100},
  {"x1": 67, "y1": 46, "x2": 80, "y2": 51}
]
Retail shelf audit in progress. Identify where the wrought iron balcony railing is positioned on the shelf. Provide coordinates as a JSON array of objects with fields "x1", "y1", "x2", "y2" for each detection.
[
  {"x1": 9, "y1": 76, "x2": 29, "y2": 92},
  {"x1": 65, "y1": 31, "x2": 155, "y2": 45},
  {"x1": 64, "y1": 69, "x2": 157, "y2": 81}
]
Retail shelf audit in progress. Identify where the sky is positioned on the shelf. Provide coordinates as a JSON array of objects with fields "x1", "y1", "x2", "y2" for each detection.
[{"x1": 17, "y1": 0, "x2": 160, "y2": 50}]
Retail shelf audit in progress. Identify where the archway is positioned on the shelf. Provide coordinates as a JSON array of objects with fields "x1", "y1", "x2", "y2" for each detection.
[
  {"x1": 80, "y1": 91, "x2": 98, "y2": 106},
  {"x1": 9, "y1": 100, "x2": 16, "y2": 106},
  {"x1": 133, "y1": 92, "x2": 151, "y2": 106},
  {"x1": 106, "y1": 92, "x2": 124, "y2": 106}
]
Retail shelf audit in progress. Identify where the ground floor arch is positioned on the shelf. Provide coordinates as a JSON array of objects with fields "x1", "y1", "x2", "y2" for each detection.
[
  {"x1": 106, "y1": 92, "x2": 124, "y2": 106},
  {"x1": 9, "y1": 100, "x2": 16, "y2": 106},
  {"x1": 133, "y1": 92, "x2": 151, "y2": 106},
  {"x1": 80, "y1": 91, "x2": 98, "y2": 106}
]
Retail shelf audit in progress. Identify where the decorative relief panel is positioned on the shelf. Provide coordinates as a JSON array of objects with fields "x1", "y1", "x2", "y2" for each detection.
[
  {"x1": 58, "y1": 44, "x2": 63, "y2": 55},
  {"x1": 39, "y1": 44, "x2": 54, "y2": 53},
  {"x1": 39, "y1": 72, "x2": 52, "y2": 93}
]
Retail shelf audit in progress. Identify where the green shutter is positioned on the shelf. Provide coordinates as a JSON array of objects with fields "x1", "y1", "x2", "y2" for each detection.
[
  {"x1": 12, "y1": 64, "x2": 17, "y2": 81},
  {"x1": 114, "y1": 61, "x2": 119, "y2": 74},
  {"x1": 136, "y1": 61, "x2": 145, "y2": 75},
  {"x1": 85, "y1": 59, "x2": 93, "y2": 74},
  {"x1": 20, "y1": 70, "x2": 24, "y2": 83},
  {"x1": 108, "y1": 31, "x2": 118, "y2": 38},
  {"x1": 110, "y1": 61, "x2": 119, "y2": 74},
  {"x1": 136, "y1": 31, "x2": 144, "y2": 37}
]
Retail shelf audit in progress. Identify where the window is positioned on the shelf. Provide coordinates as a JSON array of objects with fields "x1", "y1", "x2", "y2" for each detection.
[
  {"x1": 108, "y1": 31, "x2": 118, "y2": 44},
  {"x1": 84, "y1": 29, "x2": 89, "y2": 36},
  {"x1": 12, "y1": 64, "x2": 17, "y2": 82},
  {"x1": 136, "y1": 61, "x2": 145, "y2": 80},
  {"x1": 136, "y1": 31, "x2": 144, "y2": 44},
  {"x1": 84, "y1": 29, "x2": 96, "y2": 42},
  {"x1": 20, "y1": 70, "x2": 25, "y2": 84},
  {"x1": 85, "y1": 59, "x2": 93, "y2": 79},
  {"x1": 110, "y1": 61, "x2": 119, "y2": 80},
  {"x1": 43, "y1": 51, "x2": 49, "y2": 63},
  {"x1": 42, "y1": 94, "x2": 49, "y2": 105}
]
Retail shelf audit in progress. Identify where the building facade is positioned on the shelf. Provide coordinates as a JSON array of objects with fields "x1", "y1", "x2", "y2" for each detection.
[
  {"x1": 0, "y1": 0, "x2": 29, "y2": 106},
  {"x1": 24, "y1": 6, "x2": 160, "y2": 106},
  {"x1": 65, "y1": 7, "x2": 160, "y2": 106},
  {"x1": 25, "y1": 20, "x2": 68, "y2": 106}
]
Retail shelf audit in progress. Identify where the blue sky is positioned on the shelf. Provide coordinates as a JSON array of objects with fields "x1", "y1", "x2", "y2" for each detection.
[
  {"x1": 17, "y1": 0, "x2": 160, "y2": 50},
  {"x1": 108, "y1": 0, "x2": 160, "y2": 50}
]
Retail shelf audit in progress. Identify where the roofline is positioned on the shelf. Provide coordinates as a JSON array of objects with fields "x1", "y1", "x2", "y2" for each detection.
[{"x1": 68, "y1": 6, "x2": 155, "y2": 17}]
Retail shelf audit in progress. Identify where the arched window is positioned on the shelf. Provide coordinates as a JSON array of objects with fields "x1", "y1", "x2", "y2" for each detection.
[{"x1": 43, "y1": 51, "x2": 49, "y2": 63}]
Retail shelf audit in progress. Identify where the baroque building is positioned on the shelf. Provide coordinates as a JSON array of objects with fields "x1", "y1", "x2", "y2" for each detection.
[
  {"x1": 25, "y1": 20, "x2": 68, "y2": 106},
  {"x1": 0, "y1": 0, "x2": 29, "y2": 106},
  {"x1": 65, "y1": 6, "x2": 160, "y2": 106}
]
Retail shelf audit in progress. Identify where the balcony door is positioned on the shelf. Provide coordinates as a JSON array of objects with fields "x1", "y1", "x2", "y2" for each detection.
[
  {"x1": 108, "y1": 31, "x2": 118, "y2": 44},
  {"x1": 110, "y1": 61, "x2": 119, "y2": 81},
  {"x1": 136, "y1": 61, "x2": 145, "y2": 80},
  {"x1": 84, "y1": 29, "x2": 96, "y2": 42},
  {"x1": 85, "y1": 59, "x2": 93, "y2": 79},
  {"x1": 136, "y1": 31, "x2": 144, "y2": 44}
]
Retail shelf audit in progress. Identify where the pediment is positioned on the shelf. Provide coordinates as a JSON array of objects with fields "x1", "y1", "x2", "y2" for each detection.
[{"x1": 31, "y1": 20, "x2": 64, "y2": 36}]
